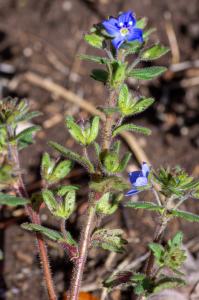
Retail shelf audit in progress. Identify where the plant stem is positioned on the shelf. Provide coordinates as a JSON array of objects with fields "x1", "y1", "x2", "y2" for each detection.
[
  {"x1": 152, "y1": 187, "x2": 162, "y2": 206},
  {"x1": 145, "y1": 213, "x2": 168, "y2": 277},
  {"x1": 102, "y1": 90, "x2": 117, "y2": 151},
  {"x1": 69, "y1": 195, "x2": 96, "y2": 300},
  {"x1": 7, "y1": 128, "x2": 56, "y2": 300}
]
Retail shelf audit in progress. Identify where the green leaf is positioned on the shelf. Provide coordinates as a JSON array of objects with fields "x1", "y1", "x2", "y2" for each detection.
[
  {"x1": 15, "y1": 125, "x2": 40, "y2": 141},
  {"x1": 61, "y1": 190, "x2": 76, "y2": 219},
  {"x1": 79, "y1": 54, "x2": 109, "y2": 64},
  {"x1": 15, "y1": 125, "x2": 41, "y2": 150},
  {"x1": 21, "y1": 223, "x2": 63, "y2": 241},
  {"x1": 42, "y1": 189, "x2": 57, "y2": 213},
  {"x1": 50, "y1": 160, "x2": 72, "y2": 181},
  {"x1": 0, "y1": 193, "x2": 30, "y2": 206},
  {"x1": 148, "y1": 243, "x2": 164, "y2": 260},
  {"x1": 153, "y1": 277, "x2": 186, "y2": 293},
  {"x1": 170, "y1": 209, "x2": 199, "y2": 222},
  {"x1": 141, "y1": 44, "x2": 170, "y2": 60},
  {"x1": 136, "y1": 17, "x2": 148, "y2": 29},
  {"x1": 65, "y1": 116, "x2": 85, "y2": 145},
  {"x1": 49, "y1": 141, "x2": 95, "y2": 173},
  {"x1": 113, "y1": 123, "x2": 151, "y2": 137},
  {"x1": 91, "y1": 69, "x2": 109, "y2": 83},
  {"x1": 56, "y1": 185, "x2": 79, "y2": 196},
  {"x1": 84, "y1": 33, "x2": 104, "y2": 49},
  {"x1": 125, "y1": 201, "x2": 164, "y2": 213},
  {"x1": 87, "y1": 116, "x2": 100, "y2": 144},
  {"x1": 143, "y1": 28, "x2": 156, "y2": 40},
  {"x1": 116, "y1": 153, "x2": 132, "y2": 173},
  {"x1": 102, "y1": 151, "x2": 120, "y2": 173},
  {"x1": 128, "y1": 67, "x2": 167, "y2": 80},
  {"x1": 130, "y1": 98, "x2": 155, "y2": 115},
  {"x1": 16, "y1": 111, "x2": 42, "y2": 122},
  {"x1": 92, "y1": 228, "x2": 127, "y2": 253},
  {"x1": 169, "y1": 232, "x2": 183, "y2": 247},
  {"x1": 96, "y1": 192, "x2": 118, "y2": 215},
  {"x1": 90, "y1": 176, "x2": 130, "y2": 193},
  {"x1": 41, "y1": 152, "x2": 55, "y2": 179},
  {"x1": 111, "y1": 61, "x2": 126, "y2": 87}
]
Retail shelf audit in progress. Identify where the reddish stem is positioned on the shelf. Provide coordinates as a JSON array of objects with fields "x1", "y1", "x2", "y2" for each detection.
[{"x1": 7, "y1": 132, "x2": 57, "y2": 300}]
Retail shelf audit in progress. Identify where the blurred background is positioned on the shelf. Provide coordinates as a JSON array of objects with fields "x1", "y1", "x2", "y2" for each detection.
[{"x1": 0, "y1": 0, "x2": 198, "y2": 299}]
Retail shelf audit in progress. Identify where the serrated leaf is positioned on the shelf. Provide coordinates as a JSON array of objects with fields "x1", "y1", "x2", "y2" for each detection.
[
  {"x1": 170, "y1": 209, "x2": 199, "y2": 222},
  {"x1": 141, "y1": 44, "x2": 170, "y2": 60},
  {"x1": 113, "y1": 123, "x2": 151, "y2": 137},
  {"x1": 49, "y1": 141, "x2": 95, "y2": 173},
  {"x1": 128, "y1": 67, "x2": 167, "y2": 80},
  {"x1": 170, "y1": 232, "x2": 183, "y2": 247},
  {"x1": 21, "y1": 223, "x2": 63, "y2": 241},
  {"x1": 91, "y1": 69, "x2": 109, "y2": 83},
  {"x1": 0, "y1": 193, "x2": 30, "y2": 206},
  {"x1": 84, "y1": 33, "x2": 104, "y2": 49},
  {"x1": 92, "y1": 228, "x2": 127, "y2": 253},
  {"x1": 79, "y1": 54, "x2": 109, "y2": 64},
  {"x1": 153, "y1": 277, "x2": 186, "y2": 293}
]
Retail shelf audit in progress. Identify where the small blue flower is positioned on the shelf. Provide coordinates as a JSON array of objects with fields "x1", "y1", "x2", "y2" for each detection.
[
  {"x1": 126, "y1": 162, "x2": 150, "y2": 196},
  {"x1": 102, "y1": 11, "x2": 143, "y2": 50}
]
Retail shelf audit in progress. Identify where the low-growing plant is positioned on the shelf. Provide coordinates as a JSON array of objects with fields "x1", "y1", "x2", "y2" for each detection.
[{"x1": 0, "y1": 10, "x2": 199, "y2": 300}]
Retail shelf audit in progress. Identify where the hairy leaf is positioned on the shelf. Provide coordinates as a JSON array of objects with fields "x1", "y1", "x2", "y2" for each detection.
[
  {"x1": 113, "y1": 123, "x2": 151, "y2": 137},
  {"x1": 0, "y1": 193, "x2": 30, "y2": 206},
  {"x1": 128, "y1": 67, "x2": 167, "y2": 80},
  {"x1": 49, "y1": 141, "x2": 95, "y2": 173}
]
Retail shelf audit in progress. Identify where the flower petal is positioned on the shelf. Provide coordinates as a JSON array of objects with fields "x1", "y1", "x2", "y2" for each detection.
[
  {"x1": 134, "y1": 176, "x2": 148, "y2": 187},
  {"x1": 118, "y1": 11, "x2": 136, "y2": 26},
  {"x1": 129, "y1": 171, "x2": 142, "y2": 184},
  {"x1": 125, "y1": 188, "x2": 139, "y2": 196},
  {"x1": 111, "y1": 35, "x2": 124, "y2": 49},
  {"x1": 141, "y1": 162, "x2": 150, "y2": 177},
  {"x1": 102, "y1": 18, "x2": 119, "y2": 36},
  {"x1": 127, "y1": 27, "x2": 143, "y2": 43}
]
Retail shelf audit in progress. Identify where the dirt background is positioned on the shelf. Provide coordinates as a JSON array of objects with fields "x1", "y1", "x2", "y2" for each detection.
[{"x1": 0, "y1": 0, "x2": 199, "y2": 299}]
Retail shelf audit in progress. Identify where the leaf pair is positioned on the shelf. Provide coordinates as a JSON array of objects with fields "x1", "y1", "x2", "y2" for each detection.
[
  {"x1": 66, "y1": 116, "x2": 100, "y2": 146},
  {"x1": 41, "y1": 153, "x2": 73, "y2": 184},
  {"x1": 42, "y1": 186, "x2": 77, "y2": 219}
]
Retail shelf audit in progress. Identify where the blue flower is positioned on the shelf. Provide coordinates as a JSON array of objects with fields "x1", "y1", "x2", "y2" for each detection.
[
  {"x1": 102, "y1": 11, "x2": 143, "y2": 49},
  {"x1": 126, "y1": 162, "x2": 150, "y2": 196}
]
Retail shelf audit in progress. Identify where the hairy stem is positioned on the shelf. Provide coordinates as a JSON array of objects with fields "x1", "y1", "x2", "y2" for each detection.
[
  {"x1": 102, "y1": 90, "x2": 117, "y2": 151},
  {"x1": 7, "y1": 128, "x2": 56, "y2": 300},
  {"x1": 69, "y1": 194, "x2": 96, "y2": 300}
]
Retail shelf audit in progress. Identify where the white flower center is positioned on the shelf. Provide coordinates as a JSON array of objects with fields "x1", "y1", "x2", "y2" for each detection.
[{"x1": 120, "y1": 27, "x2": 129, "y2": 36}]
